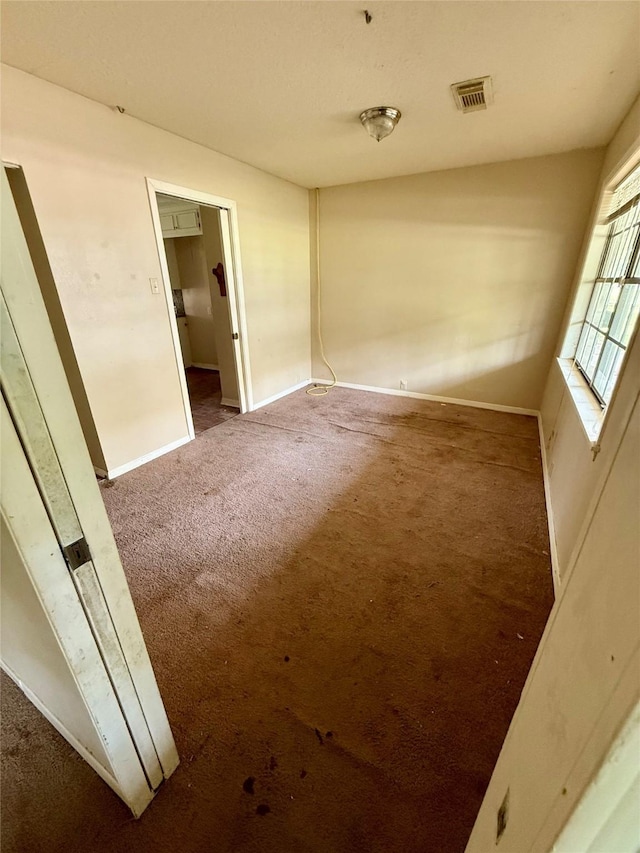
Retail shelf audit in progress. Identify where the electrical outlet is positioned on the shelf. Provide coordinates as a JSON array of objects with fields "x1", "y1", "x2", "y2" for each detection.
[
  {"x1": 496, "y1": 788, "x2": 509, "y2": 843},
  {"x1": 149, "y1": 277, "x2": 160, "y2": 295},
  {"x1": 400, "y1": 379, "x2": 408, "y2": 390}
]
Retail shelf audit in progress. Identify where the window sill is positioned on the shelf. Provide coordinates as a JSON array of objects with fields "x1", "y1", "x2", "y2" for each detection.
[{"x1": 556, "y1": 358, "x2": 605, "y2": 446}]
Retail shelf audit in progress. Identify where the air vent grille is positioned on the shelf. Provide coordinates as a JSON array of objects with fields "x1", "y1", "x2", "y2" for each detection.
[
  {"x1": 460, "y1": 88, "x2": 485, "y2": 109},
  {"x1": 451, "y1": 77, "x2": 493, "y2": 113}
]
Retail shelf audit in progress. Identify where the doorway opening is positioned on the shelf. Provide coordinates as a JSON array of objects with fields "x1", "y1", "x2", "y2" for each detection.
[
  {"x1": 147, "y1": 181, "x2": 252, "y2": 438},
  {"x1": 158, "y1": 194, "x2": 238, "y2": 433}
]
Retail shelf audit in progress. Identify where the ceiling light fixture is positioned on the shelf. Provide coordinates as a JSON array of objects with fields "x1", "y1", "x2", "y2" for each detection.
[{"x1": 359, "y1": 106, "x2": 401, "y2": 142}]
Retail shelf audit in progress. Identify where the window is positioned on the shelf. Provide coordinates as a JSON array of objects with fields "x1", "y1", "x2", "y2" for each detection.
[{"x1": 574, "y1": 165, "x2": 640, "y2": 407}]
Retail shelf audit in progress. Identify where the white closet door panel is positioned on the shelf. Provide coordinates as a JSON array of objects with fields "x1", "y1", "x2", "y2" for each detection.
[
  {"x1": 1, "y1": 294, "x2": 82, "y2": 544},
  {"x1": 1, "y1": 397, "x2": 153, "y2": 815},
  {"x1": 1, "y1": 516, "x2": 112, "y2": 773},
  {"x1": 1, "y1": 169, "x2": 178, "y2": 790},
  {"x1": 1, "y1": 294, "x2": 163, "y2": 788}
]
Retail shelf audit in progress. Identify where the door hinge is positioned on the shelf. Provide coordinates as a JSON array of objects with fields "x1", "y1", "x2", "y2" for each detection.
[
  {"x1": 232, "y1": 332, "x2": 239, "y2": 340},
  {"x1": 62, "y1": 537, "x2": 92, "y2": 571}
]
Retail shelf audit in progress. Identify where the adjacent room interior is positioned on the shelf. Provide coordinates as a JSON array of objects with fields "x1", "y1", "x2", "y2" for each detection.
[
  {"x1": 157, "y1": 192, "x2": 240, "y2": 434},
  {"x1": 1, "y1": 2, "x2": 639, "y2": 853}
]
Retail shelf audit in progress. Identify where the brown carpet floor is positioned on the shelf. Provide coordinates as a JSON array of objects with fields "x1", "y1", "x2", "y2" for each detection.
[{"x1": 1, "y1": 386, "x2": 554, "y2": 853}]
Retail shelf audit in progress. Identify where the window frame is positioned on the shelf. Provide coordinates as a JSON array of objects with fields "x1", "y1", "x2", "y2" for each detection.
[
  {"x1": 573, "y1": 196, "x2": 640, "y2": 407},
  {"x1": 558, "y1": 157, "x2": 640, "y2": 447}
]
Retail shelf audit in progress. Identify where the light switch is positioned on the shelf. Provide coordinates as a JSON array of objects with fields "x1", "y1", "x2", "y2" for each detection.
[{"x1": 149, "y1": 277, "x2": 160, "y2": 294}]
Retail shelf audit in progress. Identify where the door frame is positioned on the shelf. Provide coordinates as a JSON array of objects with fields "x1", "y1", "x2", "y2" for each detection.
[{"x1": 146, "y1": 178, "x2": 253, "y2": 435}]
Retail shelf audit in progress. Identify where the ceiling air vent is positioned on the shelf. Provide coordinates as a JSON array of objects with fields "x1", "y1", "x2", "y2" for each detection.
[{"x1": 451, "y1": 77, "x2": 493, "y2": 113}]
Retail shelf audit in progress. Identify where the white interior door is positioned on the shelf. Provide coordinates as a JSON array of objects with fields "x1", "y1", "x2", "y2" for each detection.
[
  {"x1": 1, "y1": 168, "x2": 178, "y2": 816},
  {"x1": 217, "y1": 205, "x2": 250, "y2": 411},
  {"x1": 1, "y1": 395, "x2": 157, "y2": 814}
]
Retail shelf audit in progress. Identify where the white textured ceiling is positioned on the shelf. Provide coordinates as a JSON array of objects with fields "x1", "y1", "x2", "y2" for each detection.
[{"x1": 2, "y1": 1, "x2": 639, "y2": 188}]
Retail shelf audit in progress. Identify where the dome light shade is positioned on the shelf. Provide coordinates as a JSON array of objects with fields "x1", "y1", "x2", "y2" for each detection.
[{"x1": 359, "y1": 106, "x2": 401, "y2": 142}]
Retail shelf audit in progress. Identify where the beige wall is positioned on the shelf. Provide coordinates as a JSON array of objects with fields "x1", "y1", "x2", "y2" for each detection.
[
  {"x1": 1, "y1": 65, "x2": 311, "y2": 473},
  {"x1": 465, "y1": 96, "x2": 640, "y2": 852},
  {"x1": 314, "y1": 149, "x2": 604, "y2": 409},
  {"x1": 602, "y1": 92, "x2": 640, "y2": 183},
  {"x1": 174, "y1": 235, "x2": 219, "y2": 368},
  {"x1": 163, "y1": 238, "x2": 182, "y2": 291}
]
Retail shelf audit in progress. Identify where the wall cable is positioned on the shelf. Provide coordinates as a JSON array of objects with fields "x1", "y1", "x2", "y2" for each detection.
[{"x1": 307, "y1": 187, "x2": 337, "y2": 396}]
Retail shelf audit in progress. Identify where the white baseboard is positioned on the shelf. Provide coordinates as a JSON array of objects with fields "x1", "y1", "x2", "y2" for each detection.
[
  {"x1": 94, "y1": 466, "x2": 109, "y2": 479},
  {"x1": 310, "y1": 379, "x2": 538, "y2": 417},
  {"x1": 538, "y1": 413, "x2": 561, "y2": 597},
  {"x1": 100, "y1": 435, "x2": 192, "y2": 480},
  {"x1": 221, "y1": 397, "x2": 240, "y2": 408},
  {"x1": 251, "y1": 379, "x2": 312, "y2": 412},
  {"x1": 190, "y1": 362, "x2": 219, "y2": 371}
]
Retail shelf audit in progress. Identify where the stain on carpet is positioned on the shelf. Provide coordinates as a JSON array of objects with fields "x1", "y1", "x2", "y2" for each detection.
[{"x1": 1, "y1": 387, "x2": 554, "y2": 853}]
